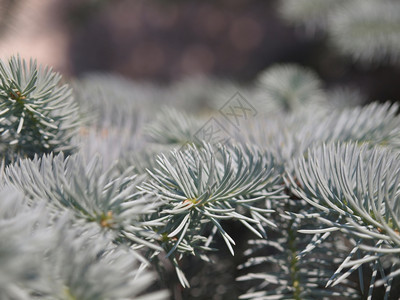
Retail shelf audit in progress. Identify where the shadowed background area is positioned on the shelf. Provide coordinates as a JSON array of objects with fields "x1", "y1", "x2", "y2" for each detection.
[{"x1": 1, "y1": 0, "x2": 399, "y2": 103}]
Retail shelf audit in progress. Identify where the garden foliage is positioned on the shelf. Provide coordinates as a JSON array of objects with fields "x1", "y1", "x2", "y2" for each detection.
[{"x1": 0, "y1": 48, "x2": 400, "y2": 300}]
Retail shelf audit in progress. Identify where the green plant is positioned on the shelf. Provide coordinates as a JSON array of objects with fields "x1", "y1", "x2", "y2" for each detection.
[
  {"x1": 1, "y1": 50, "x2": 400, "y2": 300},
  {"x1": 279, "y1": 0, "x2": 400, "y2": 65},
  {"x1": 0, "y1": 56, "x2": 80, "y2": 162}
]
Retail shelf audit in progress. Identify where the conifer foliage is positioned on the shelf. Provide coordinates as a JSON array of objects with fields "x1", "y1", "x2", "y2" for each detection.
[
  {"x1": 0, "y1": 56, "x2": 80, "y2": 162},
  {"x1": 279, "y1": 0, "x2": 400, "y2": 64},
  {"x1": 0, "y1": 50, "x2": 399, "y2": 299}
]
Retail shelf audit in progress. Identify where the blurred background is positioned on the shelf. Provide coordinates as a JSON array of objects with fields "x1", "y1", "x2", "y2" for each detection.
[{"x1": 1, "y1": 0, "x2": 399, "y2": 103}]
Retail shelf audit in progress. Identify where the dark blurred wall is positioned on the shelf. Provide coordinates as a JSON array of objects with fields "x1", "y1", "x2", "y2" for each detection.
[{"x1": 62, "y1": 0, "x2": 310, "y2": 82}]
